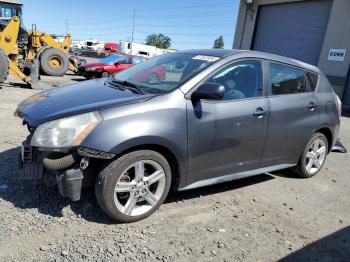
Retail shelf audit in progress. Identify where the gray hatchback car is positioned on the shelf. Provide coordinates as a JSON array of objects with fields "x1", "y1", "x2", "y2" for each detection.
[{"x1": 16, "y1": 49, "x2": 341, "y2": 222}]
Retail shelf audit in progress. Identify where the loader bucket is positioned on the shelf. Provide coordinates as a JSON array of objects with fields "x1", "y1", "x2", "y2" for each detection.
[{"x1": 25, "y1": 59, "x2": 51, "y2": 90}]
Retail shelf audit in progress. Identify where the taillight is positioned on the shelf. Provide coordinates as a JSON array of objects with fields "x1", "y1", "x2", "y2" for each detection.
[{"x1": 335, "y1": 94, "x2": 342, "y2": 117}]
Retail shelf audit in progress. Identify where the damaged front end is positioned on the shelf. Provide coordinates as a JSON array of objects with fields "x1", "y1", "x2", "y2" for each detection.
[
  {"x1": 20, "y1": 132, "x2": 115, "y2": 201},
  {"x1": 18, "y1": 111, "x2": 113, "y2": 201}
]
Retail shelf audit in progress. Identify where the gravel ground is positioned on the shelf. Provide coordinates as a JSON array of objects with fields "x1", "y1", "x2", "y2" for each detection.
[{"x1": 0, "y1": 74, "x2": 349, "y2": 262}]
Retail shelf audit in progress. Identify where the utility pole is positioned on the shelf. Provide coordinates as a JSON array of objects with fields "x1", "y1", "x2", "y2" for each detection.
[
  {"x1": 65, "y1": 18, "x2": 69, "y2": 35},
  {"x1": 130, "y1": 9, "x2": 136, "y2": 55}
]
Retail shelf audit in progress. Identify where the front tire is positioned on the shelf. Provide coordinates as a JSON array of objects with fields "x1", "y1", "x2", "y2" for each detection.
[
  {"x1": 40, "y1": 48, "x2": 69, "y2": 76},
  {"x1": 95, "y1": 150, "x2": 171, "y2": 223},
  {"x1": 0, "y1": 48, "x2": 9, "y2": 83},
  {"x1": 292, "y1": 133, "x2": 328, "y2": 178}
]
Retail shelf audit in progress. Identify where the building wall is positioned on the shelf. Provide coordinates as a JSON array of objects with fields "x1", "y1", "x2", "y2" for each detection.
[
  {"x1": 317, "y1": 0, "x2": 350, "y2": 97},
  {"x1": 233, "y1": 0, "x2": 350, "y2": 99}
]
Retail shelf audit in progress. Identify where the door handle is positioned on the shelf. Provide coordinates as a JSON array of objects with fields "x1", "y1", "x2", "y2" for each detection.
[
  {"x1": 253, "y1": 107, "x2": 266, "y2": 118},
  {"x1": 307, "y1": 101, "x2": 316, "y2": 111}
]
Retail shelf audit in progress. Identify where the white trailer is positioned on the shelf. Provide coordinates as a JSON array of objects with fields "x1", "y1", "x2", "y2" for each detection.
[
  {"x1": 71, "y1": 39, "x2": 104, "y2": 52},
  {"x1": 119, "y1": 41, "x2": 168, "y2": 58}
]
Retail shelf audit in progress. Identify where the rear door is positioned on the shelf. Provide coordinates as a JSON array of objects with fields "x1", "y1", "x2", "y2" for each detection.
[
  {"x1": 262, "y1": 62, "x2": 319, "y2": 165},
  {"x1": 187, "y1": 60, "x2": 269, "y2": 184}
]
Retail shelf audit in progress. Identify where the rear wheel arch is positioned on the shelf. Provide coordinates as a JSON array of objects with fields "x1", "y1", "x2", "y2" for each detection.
[{"x1": 315, "y1": 127, "x2": 333, "y2": 153}]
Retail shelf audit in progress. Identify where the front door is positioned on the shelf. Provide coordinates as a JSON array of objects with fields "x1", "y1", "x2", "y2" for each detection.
[{"x1": 186, "y1": 60, "x2": 269, "y2": 184}]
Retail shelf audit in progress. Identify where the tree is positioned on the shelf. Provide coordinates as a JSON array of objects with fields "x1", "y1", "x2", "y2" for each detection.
[
  {"x1": 145, "y1": 33, "x2": 171, "y2": 49},
  {"x1": 213, "y1": 36, "x2": 224, "y2": 49}
]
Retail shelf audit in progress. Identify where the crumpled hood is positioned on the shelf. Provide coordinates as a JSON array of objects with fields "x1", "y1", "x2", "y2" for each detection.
[{"x1": 15, "y1": 78, "x2": 154, "y2": 127}]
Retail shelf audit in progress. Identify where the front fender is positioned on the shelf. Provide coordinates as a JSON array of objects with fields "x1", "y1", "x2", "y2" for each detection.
[{"x1": 79, "y1": 90, "x2": 188, "y2": 187}]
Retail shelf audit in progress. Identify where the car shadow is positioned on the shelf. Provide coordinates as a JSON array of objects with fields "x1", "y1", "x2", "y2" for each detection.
[
  {"x1": 0, "y1": 146, "x2": 113, "y2": 223},
  {"x1": 70, "y1": 78, "x2": 87, "y2": 82},
  {"x1": 165, "y1": 174, "x2": 274, "y2": 203},
  {"x1": 280, "y1": 226, "x2": 350, "y2": 262},
  {"x1": 268, "y1": 168, "x2": 304, "y2": 179},
  {"x1": 1, "y1": 81, "x2": 32, "y2": 89},
  {"x1": 1, "y1": 146, "x2": 274, "y2": 224}
]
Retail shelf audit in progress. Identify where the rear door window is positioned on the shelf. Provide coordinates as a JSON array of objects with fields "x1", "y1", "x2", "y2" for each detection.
[
  {"x1": 269, "y1": 63, "x2": 307, "y2": 95},
  {"x1": 305, "y1": 72, "x2": 318, "y2": 91}
]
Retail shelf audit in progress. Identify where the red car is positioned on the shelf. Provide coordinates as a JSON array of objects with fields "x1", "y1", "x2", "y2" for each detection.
[{"x1": 78, "y1": 54, "x2": 165, "y2": 83}]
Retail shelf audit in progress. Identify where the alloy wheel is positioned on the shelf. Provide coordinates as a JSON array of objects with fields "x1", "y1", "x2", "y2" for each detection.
[
  {"x1": 113, "y1": 160, "x2": 166, "y2": 216},
  {"x1": 305, "y1": 138, "x2": 327, "y2": 175}
]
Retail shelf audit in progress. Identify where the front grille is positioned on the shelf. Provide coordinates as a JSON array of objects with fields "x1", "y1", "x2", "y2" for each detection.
[
  {"x1": 22, "y1": 141, "x2": 32, "y2": 164},
  {"x1": 21, "y1": 139, "x2": 44, "y2": 181}
]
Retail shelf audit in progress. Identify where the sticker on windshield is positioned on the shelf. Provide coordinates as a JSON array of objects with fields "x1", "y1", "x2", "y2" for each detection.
[{"x1": 192, "y1": 55, "x2": 220, "y2": 62}]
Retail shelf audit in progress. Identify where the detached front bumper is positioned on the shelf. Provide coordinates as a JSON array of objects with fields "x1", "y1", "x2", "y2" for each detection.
[
  {"x1": 19, "y1": 138, "x2": 115, "y2": 201},
  {"x1": 20, "y1": 140, "x2": 83, "y2": 201}
]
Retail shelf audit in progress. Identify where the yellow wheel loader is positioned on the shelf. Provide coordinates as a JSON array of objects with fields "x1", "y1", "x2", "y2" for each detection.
[{"x1": 0, "y1": 0, "x2": 80, "y2": 88}]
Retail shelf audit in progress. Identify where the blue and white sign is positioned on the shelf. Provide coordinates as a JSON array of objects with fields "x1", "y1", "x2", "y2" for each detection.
[{"x1": 328, "y1": 49, "x2": 346, "y2": 62}]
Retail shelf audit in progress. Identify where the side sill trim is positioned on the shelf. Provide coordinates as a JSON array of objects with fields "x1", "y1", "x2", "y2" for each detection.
[{"x1": 178, "y1": 163, "x2": 295, "y2": 191}]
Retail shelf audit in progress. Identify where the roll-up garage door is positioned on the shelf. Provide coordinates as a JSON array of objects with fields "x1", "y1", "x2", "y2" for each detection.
[
  {"x1": 343, "y1": 71, "x2": 350, "y2": 108},
  {"x1": 253, "y1": 0, "x2": 332, "y2": 65}
]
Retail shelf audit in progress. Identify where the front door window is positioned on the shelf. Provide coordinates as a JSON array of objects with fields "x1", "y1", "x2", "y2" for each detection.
[{"x1": 205, "y1": 60, "x2": 263, "y2": 100}]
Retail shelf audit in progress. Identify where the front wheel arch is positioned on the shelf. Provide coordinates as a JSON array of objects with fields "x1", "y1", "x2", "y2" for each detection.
[
  {"x1": 95, "y1": 149, "x2": 172, "y2": 222},
  {"x1": 111, "y1": 144, "x2": 181, "y2": 190}
]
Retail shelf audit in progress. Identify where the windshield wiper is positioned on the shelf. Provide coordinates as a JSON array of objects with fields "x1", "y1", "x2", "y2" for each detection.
[
  {"x1": 112, "y1": 79, "x2": 146, "y2": 95},
  {"x1": 106, "y1": 78, "x2": 126, "y2": 91}
]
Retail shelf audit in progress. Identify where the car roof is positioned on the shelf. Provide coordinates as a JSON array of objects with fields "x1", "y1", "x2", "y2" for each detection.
[
  {"x1": 177, "y1": 49, "x2": 320, "y2": 73},
  {"x1": 178, "y1": 49, "x2": 240, "y2": 57}
]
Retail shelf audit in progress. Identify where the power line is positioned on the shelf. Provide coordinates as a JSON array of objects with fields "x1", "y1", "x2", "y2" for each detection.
[
  {"x1": 135, "y1": 30, "x2": 232, "y2": 37},
  {"x1": 137, "y1": 11, "x2": 237, "y2": 19},
  {"x1": 136, "y1": 0, "x2": 236, "y2": 11},
  {"x1": 134, "y1": 23, "x2": 235, "y2": 28},
  {"x1": 33, "y1": 1, "x2": 237, "y2": 26}
]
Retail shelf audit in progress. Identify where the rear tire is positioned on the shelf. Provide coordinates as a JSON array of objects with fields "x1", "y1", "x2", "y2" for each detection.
[
  {"x1": 0, "y1": 48, "x2": 9, "y2": 83},
  {"x1": 292, "y1": 132, "x2": 328, "y2": 178},
  {"x1": 95, "y1": 150, "x2": 171, "y2": 223},
  {"x1": 40, "y1": 48, "x2": 69, "y2": 76}
]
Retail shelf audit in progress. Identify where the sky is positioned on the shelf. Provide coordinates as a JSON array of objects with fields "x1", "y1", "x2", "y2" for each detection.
[{"x1": 21, "y1": 0, "x2": 240, "y2": 50}]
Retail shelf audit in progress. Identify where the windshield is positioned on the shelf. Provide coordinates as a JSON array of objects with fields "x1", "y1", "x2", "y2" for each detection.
[
  {"x1": 100, "y1": 54, "x2": 125, "y2": 63},
  {"x1": 0, "y1": 3, "x2": 22, "y2": 27},
  {"x1": 111, "y1": 53, "x2": 219, "y2": 94}
]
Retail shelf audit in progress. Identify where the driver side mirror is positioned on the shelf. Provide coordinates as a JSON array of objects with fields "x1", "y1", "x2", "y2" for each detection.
[
  {"x1": 191, "y1": 82, "x2": 225, "y2": 101},
  {"x1": 114, "y1": 61, "x2": 120, "y2": 67}
]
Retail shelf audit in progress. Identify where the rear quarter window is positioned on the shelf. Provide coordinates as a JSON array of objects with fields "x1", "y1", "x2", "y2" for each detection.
[{"x1": 305, "y1": 72, "x2": 318, "y2": 91}]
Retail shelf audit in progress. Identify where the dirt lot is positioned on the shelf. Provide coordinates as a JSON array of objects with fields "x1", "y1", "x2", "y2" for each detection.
[{"x1": 0, "y1": 74, "x2": 349, "y2": 262}]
